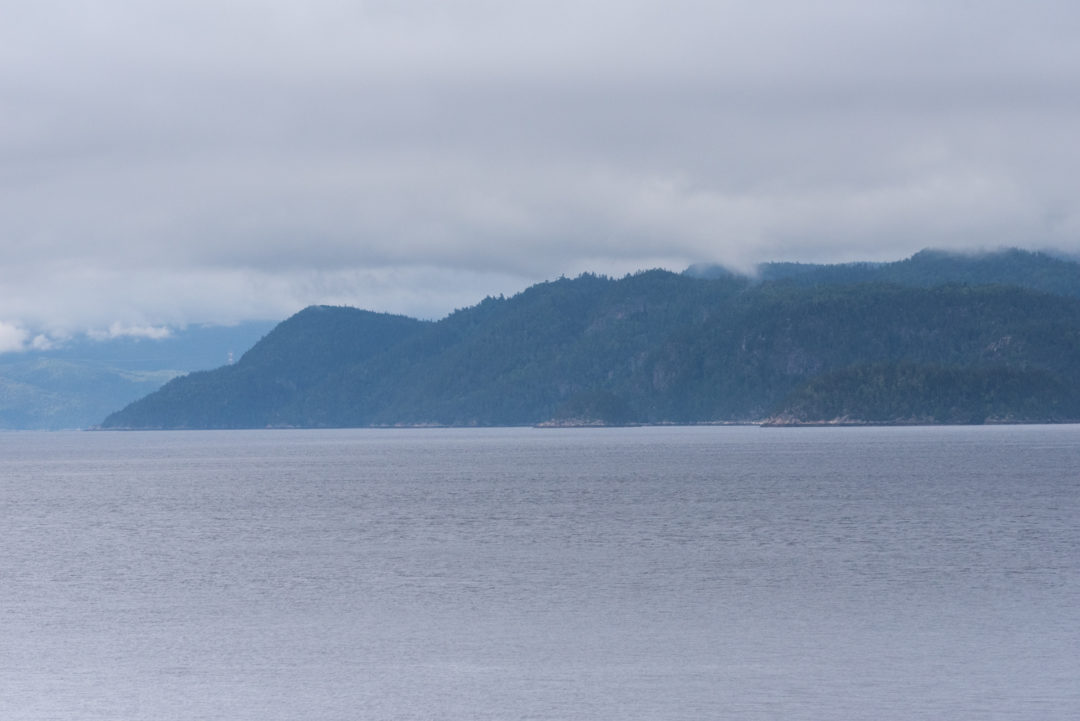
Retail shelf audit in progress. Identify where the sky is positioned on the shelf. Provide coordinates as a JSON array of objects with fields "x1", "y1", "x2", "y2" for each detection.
[{"x1": 2, "y1": 0, "x2": 1079, "y2": 349}]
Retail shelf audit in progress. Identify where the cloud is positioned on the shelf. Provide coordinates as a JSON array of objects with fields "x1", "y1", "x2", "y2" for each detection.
[
  {"x1": 87, "y1": 323, "x2": 174, "y2": 341},
  {"x1": 1, "y1": 0, "x2": 1079, "y2": 331},
  {"x1": 29, "y1": 334, "x2": 55, "y2": 351},
  {"x1": 0, "y1": 263, "x2": 534, "y2": 336},
  {"x1": 0, "y1": 322, "x2": 28, "y2": 354}
]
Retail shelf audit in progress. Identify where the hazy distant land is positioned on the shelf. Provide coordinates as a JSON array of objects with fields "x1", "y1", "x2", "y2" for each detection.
[{"x1": 0, "y1": 322, "x2": 275, "y2": 430}]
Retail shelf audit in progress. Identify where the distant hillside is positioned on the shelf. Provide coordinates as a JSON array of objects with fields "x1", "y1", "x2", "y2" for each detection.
[
  {"x1": 102, "y1": 249, "x2": 1080, "y2": 428},
  {"x1": 38, "y1": 320, "x2": 277, "y2": 371},
  {"x1": 0, "y1": 320, "x2": 275, "y2": 429},
  {"x1": 0, "y1": 360, "x2": 177, "y2": 430}
]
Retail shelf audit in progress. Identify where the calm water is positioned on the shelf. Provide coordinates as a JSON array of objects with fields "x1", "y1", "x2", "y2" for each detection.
[{"x1": 1, "y1": 425, "x2": 1078, "y2": 720}]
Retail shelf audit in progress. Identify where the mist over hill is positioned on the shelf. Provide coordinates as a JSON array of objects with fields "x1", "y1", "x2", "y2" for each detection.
[
  {"x1": 687, "y1": 248, "x2": 1080, "y2": 293},
  {"x1": 101, "y1": 248, "x2": 1080, "y2": 429}
]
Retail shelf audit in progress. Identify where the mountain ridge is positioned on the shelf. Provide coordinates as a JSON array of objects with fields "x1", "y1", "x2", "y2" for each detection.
[{"x1": 101, "y1": 248, "x2": 1080, "y2": 429}]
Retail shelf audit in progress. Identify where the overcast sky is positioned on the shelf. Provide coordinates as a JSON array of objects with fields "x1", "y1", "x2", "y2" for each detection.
[{"x1": 2, "y1": 0, "x2": 1079, "y2": 348}]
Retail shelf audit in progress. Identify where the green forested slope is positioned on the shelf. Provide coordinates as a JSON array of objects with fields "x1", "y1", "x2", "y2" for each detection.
[
  {"x1": 102, "y1": 251, "x2": 1080, "y2": 428},
  {"x1": 103, "y1": 307, "x2": 428, "y2": 428}
]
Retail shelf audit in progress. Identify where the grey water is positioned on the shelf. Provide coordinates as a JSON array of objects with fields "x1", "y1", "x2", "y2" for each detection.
[{"x1": 1, "y1": 425, "x2": 1078, "y2": 720}]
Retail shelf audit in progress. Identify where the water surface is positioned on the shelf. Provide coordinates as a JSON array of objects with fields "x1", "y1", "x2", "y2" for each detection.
[{"x1": 1, "y1": 425, "x2": 1078, "y2": 719}]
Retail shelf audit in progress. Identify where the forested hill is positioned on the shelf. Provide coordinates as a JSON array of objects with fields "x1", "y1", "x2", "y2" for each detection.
[{"x1": 101, "y1": 249, "x2": 1080, "y2": 428}]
